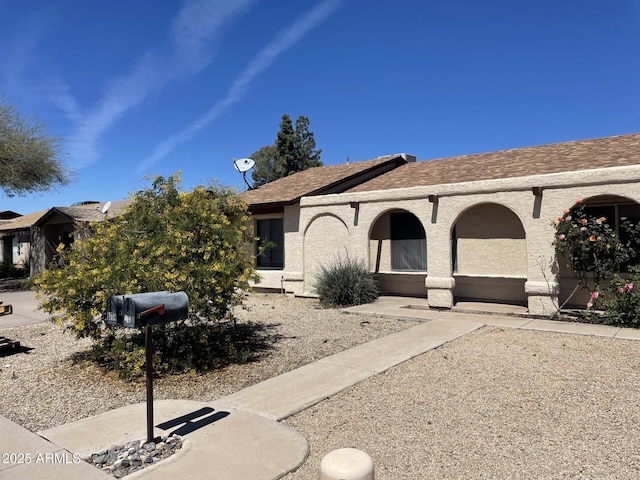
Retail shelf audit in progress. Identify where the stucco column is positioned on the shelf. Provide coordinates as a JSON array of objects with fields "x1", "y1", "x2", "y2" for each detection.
[
  {"x1": 525, "y1": 219, "x2": 560, "y2": 316},
  {"x1": 525, "y1": 280, "x2": 559, "y2": 316},
  {"x1": 425, "y1": 219, "x2": 455, "y2": 309},
  {"x1": 425, "y1": 275, "x2": 455, "y2": 308}
]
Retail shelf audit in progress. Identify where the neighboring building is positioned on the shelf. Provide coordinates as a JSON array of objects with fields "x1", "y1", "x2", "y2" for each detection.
[
  {"x1": 242, "y1": 133, "x2": 640, "y2": 316},
  {"x1": 0, "y1": 211, "x2": 21, "y2": 220},
  {"x1": 0, "y1": 210, "x2": 47, "y2": 271},
  {"x1": 0, "y1": 200, "x2": 131, "y2": 276}
]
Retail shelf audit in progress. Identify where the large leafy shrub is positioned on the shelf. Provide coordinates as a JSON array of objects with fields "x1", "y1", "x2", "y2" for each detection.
[
  {"x1": 554, "y1": 199, "x2": 629, "y2": 305},
  {"x1": 554, "y1": 199, "x2": 640, "y2": 326},
  {"x1": 33, "y1": 173, "x2": 260, "y2": 376},
  {"x1": 314, "y1": 256, "x2": 379, "y2": 308}
]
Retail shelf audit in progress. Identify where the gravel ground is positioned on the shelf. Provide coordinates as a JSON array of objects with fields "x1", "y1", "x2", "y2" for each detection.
[
  {"x1": 0, "y1": 293, "x2": 413, "y2": 432},
  {"x1": 283, "y1": 326, "x2": 640, "y2": 480},
  {"x1": 3, "y1": 294, "x2": 640, "y2": 479}
]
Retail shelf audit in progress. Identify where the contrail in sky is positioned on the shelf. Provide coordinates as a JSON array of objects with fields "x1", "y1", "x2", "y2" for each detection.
[
  {"x1": 62, "y1": 0, "x2": 254, "y2": 168},
  {"x1": 138, "y1": 0, "x2": 344, "y2": 173}
]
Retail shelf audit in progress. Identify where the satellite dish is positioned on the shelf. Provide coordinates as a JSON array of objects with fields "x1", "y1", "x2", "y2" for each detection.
[
  {"x1": 101, "y1": 201, "x2": 112, "y2": 214},
  {"x1": 232, "y1": 157, "x2": 256, "y2": 190},
  {"x1": 233, "y1": 157, "x2": 255, "y2": 173}
]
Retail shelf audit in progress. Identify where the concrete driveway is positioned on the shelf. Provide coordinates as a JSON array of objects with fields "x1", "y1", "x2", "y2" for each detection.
[{"x1": 0, "y1": 290, "x2": 50, "y2": 329}]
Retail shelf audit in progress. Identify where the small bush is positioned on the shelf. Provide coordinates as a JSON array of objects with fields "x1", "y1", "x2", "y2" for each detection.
[
  {"x1": 0, "y1": 262, "x2": 27, "y2": 279},
  {"x1": 600, "y1": 268, "x2": 640, "y2": 328},
  {"x1": 87, "y1": 322, "x2": 271, "y2": 380},
  {"x1": 314, "y1": 256, "x2": 378, "y2": 308}
]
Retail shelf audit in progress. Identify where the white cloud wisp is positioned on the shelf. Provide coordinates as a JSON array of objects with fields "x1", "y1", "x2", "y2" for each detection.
[
  {"x1": 64, "y1": 0, "x2": 254, "y2": 169},
  {"x1": 138, "y1": 0, "x2": 344, "y2": 172}
]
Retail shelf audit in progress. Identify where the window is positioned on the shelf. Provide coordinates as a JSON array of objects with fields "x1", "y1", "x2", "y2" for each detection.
[
  {"x1": 584, "y1": 203, "x2": 640, "y2": 272},
  {"x1": 390, "y1": 212, "x2": 426, "y2": 271},
  {"x1": 256, "y1": 218, "x2": 284, "y2": 268}
]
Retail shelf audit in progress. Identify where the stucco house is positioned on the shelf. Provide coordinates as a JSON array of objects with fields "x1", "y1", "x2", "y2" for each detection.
[
  {"x1": 242, "y1": 132, "x2": 640, "y2": 316},
  {"x1": 0, "y1": 200, "x2": 130, "y2": 276}
]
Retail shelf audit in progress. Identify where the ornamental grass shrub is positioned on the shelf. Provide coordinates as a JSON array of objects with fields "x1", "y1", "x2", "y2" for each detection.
[{"x1": 314, "y1": 256, "x2": 379, "y2": 308}]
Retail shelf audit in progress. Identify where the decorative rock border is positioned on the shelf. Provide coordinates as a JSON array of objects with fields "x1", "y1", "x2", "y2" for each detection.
[{"x1": 83, "y1": 434, "x2": 183, "y2": 478}]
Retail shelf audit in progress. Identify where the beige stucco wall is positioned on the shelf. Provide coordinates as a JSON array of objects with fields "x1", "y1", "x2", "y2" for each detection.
[
  {"x1": 454, "y1": 203, "x2": 526, "y2": 277},
  {"x1": 253, "y1": 164, "x2": 640, "y2": 315},
  {"x1": 303, "y1": 214, "x2": 352, "y2": 295},
  {"x1": 251, "y1": 205, "x2": 306, "y2": 295}
]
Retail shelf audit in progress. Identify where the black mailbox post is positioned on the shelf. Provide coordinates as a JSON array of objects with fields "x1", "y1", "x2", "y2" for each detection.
[{"x1": 106, "y1": 291, "x2": 189, "y2": 443}]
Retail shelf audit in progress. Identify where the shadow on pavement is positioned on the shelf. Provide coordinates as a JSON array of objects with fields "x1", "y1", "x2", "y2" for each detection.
[{"x1": 156, "y1": 407, "x2": 230, "y2": 437}]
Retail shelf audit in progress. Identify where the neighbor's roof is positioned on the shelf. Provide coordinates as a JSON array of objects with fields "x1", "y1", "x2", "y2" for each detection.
[
  {"x1": 241, "y1": 155, "x2": 409, "y2": 209},
  {"x1": 0, "y1": 200, "x2": 132, "y2": 232},
  {"x1": 0, "y1": 210, "x2": 49, "y2": 232},
  {"x1": 0, "y1": 211, "x2": 21, "y2": 220},
  {"x1": 347, "y1": 132, "x2": 640, "y2": 193},
  {"x1": 34, "y1": 199, "x2": 132, "y2": 225}
]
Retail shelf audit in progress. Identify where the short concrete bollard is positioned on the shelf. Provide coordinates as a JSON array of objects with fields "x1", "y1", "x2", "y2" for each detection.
[{"x1": 320, "y1": 448, "x2": 374, "y2": 480}]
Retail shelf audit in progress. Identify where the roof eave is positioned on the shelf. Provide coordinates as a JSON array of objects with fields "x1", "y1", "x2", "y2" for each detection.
[
  {"x1": 33, "y1": 208, "x2": 75, "y2": 227},
  {"x1": 245, "y1": 155, "x2": 408, "y2": 209}
]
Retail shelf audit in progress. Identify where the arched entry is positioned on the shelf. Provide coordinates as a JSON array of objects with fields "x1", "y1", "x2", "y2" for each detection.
[
  {"x1": 303, "y1": 214, "x2": 351, "y2": 295},
  {"x1": 369, "y1": 209, "x2": 427, "y2": 296},
  {"x1": 558, "y1": 195, "x2": 640, "y2": 308},
  {"x1": 452, "y1": 203, "x2": 526, "y2": 304}
]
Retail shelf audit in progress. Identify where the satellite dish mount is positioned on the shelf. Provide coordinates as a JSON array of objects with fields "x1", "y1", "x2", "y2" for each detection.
[{"x1": 233, "y1": 157, "x2": 256, "y2": 190}]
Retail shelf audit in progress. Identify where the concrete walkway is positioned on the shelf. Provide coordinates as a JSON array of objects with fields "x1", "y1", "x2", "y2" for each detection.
[
  {"x1": 3, "y1": 295, "x2": 640, "y2": 479},
  {"x1": 0, "y1": 290, "x2": 50, "y2": 329},
  {"x1": 345, "y1": 296, "x2": 640, "y2": 341}
]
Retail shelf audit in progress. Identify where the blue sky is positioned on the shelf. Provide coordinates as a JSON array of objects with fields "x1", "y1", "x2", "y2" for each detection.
[{"x1": 2, "y1": 0, "x2": 640, "y2": 214}]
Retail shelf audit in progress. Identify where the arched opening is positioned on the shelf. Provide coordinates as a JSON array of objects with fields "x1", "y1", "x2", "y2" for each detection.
[
  {"x1": 303, "y1": 214, "x2": 351, "y2": 295},
  {"x1": 452, "y1": 203, "x2": 527, "y2": 305},
  {"x1": 369, "y1": 209, "x2": 427, "y2": 297},
  {"x1": 558, "y1": 195, "x2": 640, "y2": 308}
]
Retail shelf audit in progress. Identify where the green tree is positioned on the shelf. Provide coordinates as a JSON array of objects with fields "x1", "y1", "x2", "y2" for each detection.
[
  {"x1": 0, "y1": 97, "x2": 71, "y2": 196},
  {"x1": 251, "y1": 114, "x2": 322, "y2": 187},
  {"x1": 249, "y1": 145, "x2": 278, "y2": 187},
  {"x1": 273, "y1": 114, "x2": 297, "y2": 177},
  {"x1": 294, "y1": 115, "x2": 321, "y2": 170},
  {"x1": 33, "y1": 173, "x2": 259, "y2": 376}
]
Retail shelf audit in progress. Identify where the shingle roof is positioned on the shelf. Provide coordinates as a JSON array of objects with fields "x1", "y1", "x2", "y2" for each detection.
[
  {"x1": 49, "y1": 199, "x2": 132, "y2": 223},
  {"x1": 0, "y1": 210, "x2": 49, "y2": 232},
  {"x1": 241, "y1": 155, "x2": 409, "y2": 209},
  {"x1": 0, "y1": 211, "x2": 21, "y2": 220},
  {"x1": 0, "y1": 200, "x2": 132, "y2": 232},
  {"x1": 347, "y1": 133, "x2": 640, "y2": 193}
]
